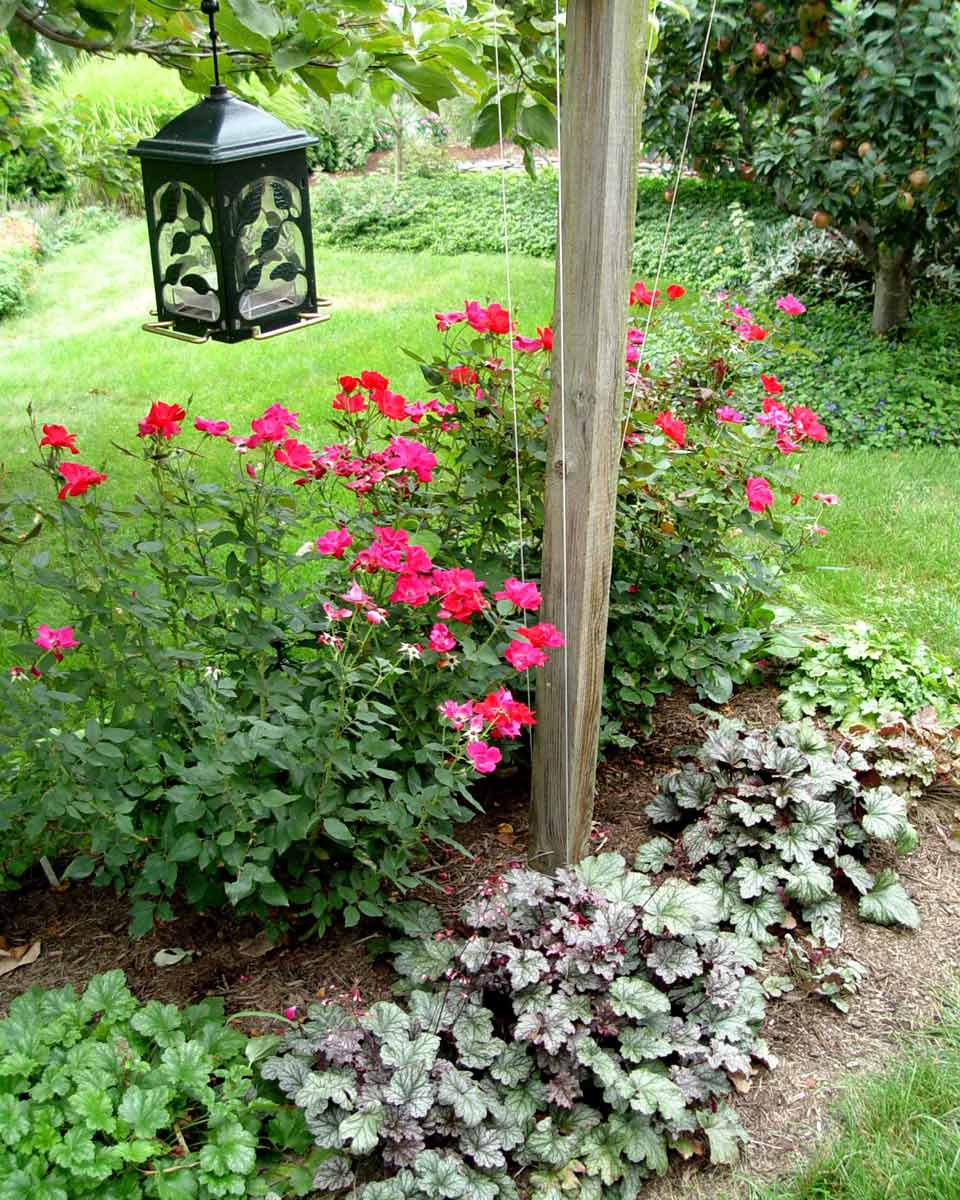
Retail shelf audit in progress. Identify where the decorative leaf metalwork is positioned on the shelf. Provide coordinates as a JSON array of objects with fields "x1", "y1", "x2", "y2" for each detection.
[
  {"x1": 243, "y1": 265, "x2": 263, "y2": 290},
  {"x1": 163, "y1": 262, "x2": 185, "y2": 286},
  {"x1": 181, "y1": 273, "x2": 212, "y2": 295},
  {"x1": 159, "y1": 183, "x2": 181, "y2": 226},
  {"x1": 237, "y1": 181, "x2": 264, "y2": 229},
  {"x1": 185, "y1": 189, "x2": 206, "y2": 225},
  {"x1": 259, "y1": 226, "x2": 281, "y2": 254},
  {"x1": 271, "y1": 180, "x2": 293, "y2": 211},
  {"x1": 171, "y1": 231, "x2": 193, "y2": 256},
  {"x1": 270, "y1": 262, "x2": 299, "y2": 282}
]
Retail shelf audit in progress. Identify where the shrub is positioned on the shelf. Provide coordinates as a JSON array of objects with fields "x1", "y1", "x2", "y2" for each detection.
[
  {"x1": 311, "y1": 174, "x2": 781, "y2": 283},
  {"x1": 0, "y1": 289, "x2": 833, "y2": 926},
  {"x1": 417, "y1": 286, "x2": 834, "y2": 738},
  {"x1": 28, "y1": 57, "x2": 191, "y2": 210},
  {"x1": 0, "y1": 969, "x2": 295, "y2": 1198},
  {"x1": 0, "y1": 245, "x2": 35, "y2": 319},
  {"x1": 646, "y1": 717, "x2": 920, "y2": 945},
  {"x1": 263, "y1": 853, "x2": 771, "y2": 1197},
  {"x1": 777, "y1": 622, "x2": 960, "y2": 727},
  {"x1": 0, "y1": 393, "x2": 554, "y2": 933}
]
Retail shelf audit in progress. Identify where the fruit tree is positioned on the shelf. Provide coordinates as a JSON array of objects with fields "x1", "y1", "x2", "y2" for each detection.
[{"x1": 645, "y1": 0, "x2": 960, "y2": 333}]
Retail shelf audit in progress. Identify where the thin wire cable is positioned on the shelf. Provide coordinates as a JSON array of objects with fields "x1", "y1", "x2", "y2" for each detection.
[
  {"x1": 491, "y1": 16, "x2": 533, "y2": 722},
  {"x1": 619, "y1": 0, "x2": 719, "y2": 457},
  {"x1": 554, "y1": 0, "x2": 571, "y2": 840}
]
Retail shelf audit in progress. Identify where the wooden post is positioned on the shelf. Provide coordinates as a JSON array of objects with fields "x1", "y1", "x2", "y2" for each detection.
[{"x1": 530, "y1": 0, "x2": 643, "y2": 871}]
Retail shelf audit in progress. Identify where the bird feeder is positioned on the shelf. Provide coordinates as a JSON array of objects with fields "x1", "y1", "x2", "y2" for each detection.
[{"x1": 129, "y1": 0, "x2": 329, "y2": 344}]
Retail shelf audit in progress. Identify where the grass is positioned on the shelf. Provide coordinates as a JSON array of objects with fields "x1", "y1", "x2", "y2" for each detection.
[
  {"x1": 0, "y1": 218, "x2": 553, "y2": 494},
  {"x1": 793, "y1": 447, "x2": 960, "y2": 662},
  {"x1": 4, "y1": 217, "x2": 957, "y2": 668},
  {"x1": 732, "y1": 989, "x2": 960, "y2": 1200}
]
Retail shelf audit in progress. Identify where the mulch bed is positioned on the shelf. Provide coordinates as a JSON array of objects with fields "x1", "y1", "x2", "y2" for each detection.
[{"x1": 3, "y1": 684, "x2": 959, "y2": 1195}]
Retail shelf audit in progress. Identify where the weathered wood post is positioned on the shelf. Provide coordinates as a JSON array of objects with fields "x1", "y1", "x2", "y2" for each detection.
[{"x1": 530, "y1": 0, "x2": 644, "y2": 871}]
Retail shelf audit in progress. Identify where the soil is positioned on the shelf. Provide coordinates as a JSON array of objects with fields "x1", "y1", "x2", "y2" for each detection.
[{"x1": 2, "y1": 684, "x2": 959, "y2": 1194}]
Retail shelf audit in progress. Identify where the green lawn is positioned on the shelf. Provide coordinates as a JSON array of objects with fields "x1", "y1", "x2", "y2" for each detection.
[
  {"x1": 793, "y1": 447, "x2": 960, "y2": 661},
  {"x1": 732, "y1": 990, "x2": 960, "y2": 1200},
  {"x1": 0, "y1": 219, "x2": 554, "y2": 493},
  {"x1": 4, "y1": 220, "x2": 957, "y2": 667}
]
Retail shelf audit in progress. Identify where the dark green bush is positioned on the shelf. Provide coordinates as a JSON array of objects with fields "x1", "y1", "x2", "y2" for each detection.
[
  {"x1": 0, "y1": 246, "x2": 35, "y2": 319},
  {"x1": 311, "y1": 173, "x2": 782, "y2": 286}
]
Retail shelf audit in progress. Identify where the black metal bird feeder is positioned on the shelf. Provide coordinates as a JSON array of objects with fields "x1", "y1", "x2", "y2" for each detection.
[{"x1": 129, "y1": 0, "x2": 329, "y2": 344}]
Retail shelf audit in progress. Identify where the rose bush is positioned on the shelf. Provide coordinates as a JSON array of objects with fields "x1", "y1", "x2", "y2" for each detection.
[
  {"x1": 0, "y1": 285, "x2": 833, "y2": 928},
  {"x1": 0, "y1": 390, "x2": 559, "y2": 934}
]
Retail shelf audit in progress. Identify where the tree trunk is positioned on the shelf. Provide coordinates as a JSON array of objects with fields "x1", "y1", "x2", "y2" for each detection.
[{"x1": 872, "y1": 245, "x2": 912, "y2": 334}]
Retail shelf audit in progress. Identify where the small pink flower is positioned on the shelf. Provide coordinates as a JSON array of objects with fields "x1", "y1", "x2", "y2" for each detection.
[
  {"x1": 716, "y1": 406, "x2": 745, "y2": 423},
  {"x1": 466, "y1": 741, "x2": 502, "y2": 774},
  {"x1": 731, "y1": 304, "x2": 753, "y2": 320},
  {"x1": 519, "y1": 622, "x2": 565, "y2": 649},
  {"x1": 494, "y1": 578, "x2": 542, "y2": 611},
  {"x1": 283, "y1": 1006, "x2": 299, "y2": 1020},
  {"x1": 316, "y1": 528, "x2": 353, "y2": 558},
  {"x1": 808, "y1": 524, "x2": 828, "y2": 536},
  {"x1": 34, "y1": 624, "x2": 78, "y2": 662},
  {"x1": 745, "y1": 476, "x2": 774, "y2": 514},
  {"x1": 341, "y1": 582, "x2": 371, "y2": 606},
  {"x1": 323, "y1": 601, "x2": 352, "y2": 620},
  {"x1": 504, "y1": 640, "x2": 549, "y2": 670},
  {"x1": 812, "y1": 492, "x2": 839, "y2": 505},
  {"x1": 776, "y1": 293, "x2": 807, "y2": 315},
  {"x1": 365, "y1": 607, "x2": 387, "y2": 624},
  {"x1": 436, "y1": 310, "x2": 466, "y2": 332},
  {"x1": 429, "y1": 623, "x2": 457, "y2": 652},
  {"x1": 195, "y1": 418, "x2": 230, "y2": 437},
  {"x1": 440, "y1": 700, "x2": 475, "y2": 730},
  {"x1": 274, "y1": 439, "x2": 314, "y2": 471}
]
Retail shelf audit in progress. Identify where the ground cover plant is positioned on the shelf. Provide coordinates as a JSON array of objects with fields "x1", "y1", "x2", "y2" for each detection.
[
  {"x1": 0, "y1": 968, "x2": 297, "y2": 1199},
  {"x1": 777, "y1": 622, "x2": 960, "y2": 728},
  {"x1": 646, "y1": 716, "x2": 920, "y2": 944},
  {"x1": 311, "y1": 174, "x2": 782, "y2": 290}
]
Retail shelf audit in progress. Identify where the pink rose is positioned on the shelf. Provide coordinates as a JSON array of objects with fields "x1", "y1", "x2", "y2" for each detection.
[{"x1": 745, "y1": 476, "x2": 774, "y2": 514}]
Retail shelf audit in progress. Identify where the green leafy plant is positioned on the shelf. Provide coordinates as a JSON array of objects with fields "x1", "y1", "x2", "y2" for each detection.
[
  {"x1": 843, "y1": 709, "x2": 960, "y2": 808},
  {"x1": 0, "y1": 245, "x2": 36, "y2": 320},
  {"x1": 263, "y1": 852, "x2": 773, "y2": 1198},
  {"x1": 778, "y1": 622, "x2": 960, "y2": 727},
  {"x1": 647, "y1": 717, "x2": 920, "y2": 944},
  {"x1": 0, "y1": 969, "x2": 298, "y2": 1199},
  {"x1": 781, "y1": 934, "x2": 868, "y2": 1014}
]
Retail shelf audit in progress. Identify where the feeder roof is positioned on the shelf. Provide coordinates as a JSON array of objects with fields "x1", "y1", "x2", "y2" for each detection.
[{"x1": 129, "y1": 87, "x2": 317, "y2": 164}]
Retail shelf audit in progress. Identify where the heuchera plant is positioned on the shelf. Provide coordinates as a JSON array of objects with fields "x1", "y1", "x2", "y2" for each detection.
[
  {"x1": 777, "y1": 621, "x2": 960, "y2": 728},
  {"x1": 262, "y1": 852, "x2": 774, "y2": 1200},
  {"x1": 646, "y1": 718, "x2": 920, "y2": 945}
]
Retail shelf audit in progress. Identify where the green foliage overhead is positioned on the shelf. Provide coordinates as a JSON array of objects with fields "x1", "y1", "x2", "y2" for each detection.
[{"x1": 3, "y1": 0, "x2": 563, "y2": 170}]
